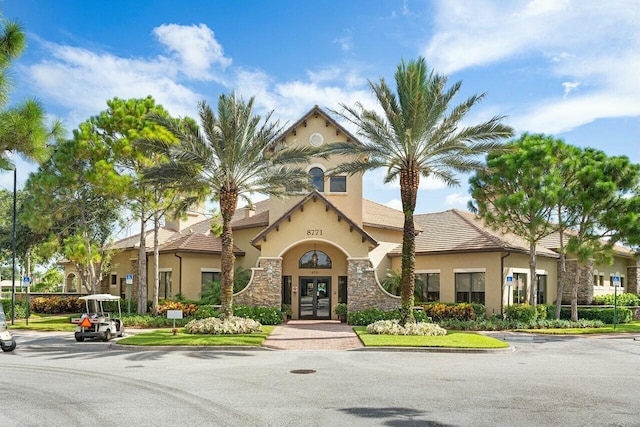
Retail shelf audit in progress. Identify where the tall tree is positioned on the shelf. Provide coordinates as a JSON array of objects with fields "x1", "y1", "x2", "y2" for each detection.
[
  {"x1": 322, "y1": 57, "x2": 513, "y2": 324},
  {"x1": 22, "y1": 137, "x2": 121, "y2": 294},
  {"x1": 561, "y1": 149, "x2": 639, "y2": 321},
  {"x1": 140, "y1": 93, "x2": 312, "y2": 318},
  {"x1": 73, "y1": 96, "x2": 178, "y2": 312},
  {"x1": 470, "y1": 134, "x2": 565, "y2": 307}
]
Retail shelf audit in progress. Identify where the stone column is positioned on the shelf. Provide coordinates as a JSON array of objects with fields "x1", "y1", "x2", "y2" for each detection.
[
  {"x1": 627, "y1": 266, "x2": 640, "y2": 295},
  {"x1": 347, "y1": 258, "x2": 399, "y2": 312},
  {"x1": 560, "y1": 259, "x2": 594, "y2": 304},
  {"x1": 233, "y1": 257, "x2": 282, "y2": 308}
]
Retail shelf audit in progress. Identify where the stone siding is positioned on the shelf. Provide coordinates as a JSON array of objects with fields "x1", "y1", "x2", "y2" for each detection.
[
  {"x1": 233, "y1": 258, "x2": 282, "y2": 308},
  {"x1": 560, "y1": 259, "x2": 594, "y2": 304},
  {"x1": 627, "y1": 266, "x2": 639, "y2": 295},
  {"x1": 347, "y1": 258, "x2": 400, "y2": 312}
]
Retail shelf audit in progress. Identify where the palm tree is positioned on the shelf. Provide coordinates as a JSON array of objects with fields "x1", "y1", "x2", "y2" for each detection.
[
  {"x1": 140, "y1": 93, "x2": 313, "y2": 318},
  {"x1": 0, "y1": 18, "x2": 64, "y2": 168},
  {"x1": 323, "y1": 57, "x2": 514, "y2": 324}
]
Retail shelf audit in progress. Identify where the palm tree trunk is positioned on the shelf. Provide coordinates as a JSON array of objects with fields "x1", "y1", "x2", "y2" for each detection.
[
  {"x1": 152, "y1": 211, "x2": 160, "y2": 315},
  {"x1": 555, "y1": 210, "x2": 566, "y2": 319},
  {"x1": 399, "y1": 168, "x2": 418, "y2": 325},
  {"x1": 220, "y1": 188, "x2": 238, "y2": 319}
]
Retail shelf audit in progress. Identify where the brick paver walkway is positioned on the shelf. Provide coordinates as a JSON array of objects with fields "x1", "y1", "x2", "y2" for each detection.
[{"x1": 262, "y1": 320, "x2": 363, "y2": 350}]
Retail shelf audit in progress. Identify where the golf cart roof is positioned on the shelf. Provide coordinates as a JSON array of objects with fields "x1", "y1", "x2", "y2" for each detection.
[{"x1": 79, "y1": 294, "x2": 121, "y2": 301}]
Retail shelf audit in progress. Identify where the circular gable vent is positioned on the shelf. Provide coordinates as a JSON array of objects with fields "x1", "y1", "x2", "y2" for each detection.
[{"x1": 309, "y1": 132, "x2": 324, "y2": 147}]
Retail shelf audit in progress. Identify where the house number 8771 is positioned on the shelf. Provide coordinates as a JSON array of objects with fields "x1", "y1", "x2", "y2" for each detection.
[{"x1": 306, "y1": 229, "x2": 323, "y2": 236}]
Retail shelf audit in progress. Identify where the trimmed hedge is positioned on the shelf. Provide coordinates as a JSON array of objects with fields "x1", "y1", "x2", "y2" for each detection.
[
  {"x1": 1, "y1": 298, "x2": 27, "y2": 319},
  {"x1": 592, "y1": 293, "x2": 640, "y2": 307},
  {"x1": 420, "y1": 303, "x2": 477, "y2": 321},
  {"x1": 30, "y1": 296, "x2": 84, "y2": 314},
  {"x1": 232, "y1": 305, "x2": 284, "y2": 325},
  {"x1": 505, "y1": 303, "x2": 537, "y2": 322},
  {"x1": 559, "y1": 307, "x2": 632, "y2": 324}
]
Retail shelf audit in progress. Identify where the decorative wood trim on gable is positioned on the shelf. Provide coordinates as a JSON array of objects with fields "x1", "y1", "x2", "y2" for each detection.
[
  {"x1": 275, "y1": 105, "x2": 363, "y2": 146},
  {"x1": 250, "y1": 190, "x2": 378, "y2": 249}
]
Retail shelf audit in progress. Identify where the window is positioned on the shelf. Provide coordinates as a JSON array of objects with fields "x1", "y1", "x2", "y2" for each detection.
[
  {"x1": 329, "y1": 176, "x2": 346, "y2": 192},
  {"x1": 299, "y1": 250, "x2": 332, "y2": 269},
  {"x1": 416, "y1": 273, "x2": 440, "y2": 302},
  {"x1": 455, "y1": 272, "x2": 485, "y2": 304},
  {"x1": 593, "y1": 274, "x2": 604, "y2": 288},
  {"x1": 201, "y1": 271, "x2": 221, "y2": 297},
  {"x1": 621, "y1": 276, "x2": 625, "y2": 289},
  {"x1": 537, "y1": 275, "x2": 547, "y2": 304},
  {"x1": 111, "y1": 274, "x2": 117, "y2": 287},
  {"x1": 159, "y1": 271, "x2": 172, "y2": 299},
  {"x1": 281, "y1": 276, "x2": 292, "y2": 305},
  {"x1": 338, "y1": 276, "x2": 348, "y2": 303},
  {"x1": 309, "y1": 167, "x2": 324, "y2": 192},
  {"x1": 513, "y1": 273, "x2": 527, "y2": 303}
]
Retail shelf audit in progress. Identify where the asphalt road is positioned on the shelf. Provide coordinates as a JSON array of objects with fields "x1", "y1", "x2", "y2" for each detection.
[{"x1": 1, "y1": 330, "x2": 639, "y2": 427}]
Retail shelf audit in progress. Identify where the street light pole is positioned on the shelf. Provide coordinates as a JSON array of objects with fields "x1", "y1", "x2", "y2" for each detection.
[{"x1": 11, "y1": 167, "x2": 17, "y2": 325}]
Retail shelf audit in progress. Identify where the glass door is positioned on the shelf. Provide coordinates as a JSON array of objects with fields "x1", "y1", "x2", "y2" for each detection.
[{"x1": 299, "y1": 277, "x2": 331, "y2": 319}]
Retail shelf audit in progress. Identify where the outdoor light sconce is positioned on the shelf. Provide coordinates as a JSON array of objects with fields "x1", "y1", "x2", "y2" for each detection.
[
  {"x1": 266, "y1": 265, "x2": 274, "y2": 285},
  {"x1": 356, "y1": 265, "x2": 363, "y2": 283}
]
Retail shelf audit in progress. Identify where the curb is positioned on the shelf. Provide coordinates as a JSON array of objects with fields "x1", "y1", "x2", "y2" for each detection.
[
  {"x1": 349, "y1": 345, "x2": 514, "y2": 354},
  {"x1": 110, "y1": 342, "x2": 275, "y2": 352}
]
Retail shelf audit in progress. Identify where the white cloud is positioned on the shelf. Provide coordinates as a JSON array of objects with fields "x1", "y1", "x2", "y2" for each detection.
[
  {"x1": 424, "y1": 0, "x2": 640, "y2": 134},
  {"x1": 153, "y1": 23, "x2": 231, "y2": 79},
  {"x1": 562, "y1": 81, "x2": 580, "y2": 97},
  {"x1": 332, "y1": 28, "x2": 354, "y2": 52},
  {"x1": 445, "y1": 192, "x2": 471, "y2": 207}
]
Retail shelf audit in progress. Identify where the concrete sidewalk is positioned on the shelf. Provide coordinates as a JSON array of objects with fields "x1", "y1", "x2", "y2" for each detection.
[{"x1": 262, "y1": 320, "x2": 363, "y2": 350}]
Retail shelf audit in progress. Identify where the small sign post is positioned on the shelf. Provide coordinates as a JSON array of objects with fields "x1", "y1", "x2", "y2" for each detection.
[
  {"x1": 167, "y1": 310, "x2": 183, "y2": 335},
  {"x1": 23, "y1": 277, "x2": 31, "y2": 326},
  {"x1": 125, "y1": 274, "x2": 133, "y2": 315},
  {"x1": 613, "y1": 273, "x2": 621, "y2": 329},
  {"x1": 505, "y1": 276, "x2": 514, "y2": 318}
]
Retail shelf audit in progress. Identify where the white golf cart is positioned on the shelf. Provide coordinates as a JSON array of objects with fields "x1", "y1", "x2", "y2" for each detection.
[
  {"x1": 71, "y1": 294, "x2": 124, "y2": 342},
  {"x1": 0, "y1": 303, "x2": 16, "y2": 352}
]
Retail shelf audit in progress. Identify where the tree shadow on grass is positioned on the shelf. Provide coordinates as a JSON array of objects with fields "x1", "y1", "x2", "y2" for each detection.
[{"x1": 339, "y1": 406, "x2": 455, "y2": 427}]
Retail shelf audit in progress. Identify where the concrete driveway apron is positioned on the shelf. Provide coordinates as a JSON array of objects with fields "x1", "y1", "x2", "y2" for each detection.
[{"x1": 262, "y1": 320, "x2": 363, "y2": 350}]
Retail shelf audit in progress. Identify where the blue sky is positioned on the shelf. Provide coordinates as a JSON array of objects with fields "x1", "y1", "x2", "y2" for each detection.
[{"x1": 2, "y1": 0, "x2": 639, "y2": 215}]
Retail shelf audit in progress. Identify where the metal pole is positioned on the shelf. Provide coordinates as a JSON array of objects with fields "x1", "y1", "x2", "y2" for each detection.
[
  {"x1": 11, "y1": 167, "x2": 16, "y2": 325},
  {"x1": 613, "y1": 280, "x2": 618, "y2": 329}
]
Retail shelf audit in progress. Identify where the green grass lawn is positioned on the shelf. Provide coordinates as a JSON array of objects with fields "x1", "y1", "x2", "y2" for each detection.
[
  {"x1": 517, "y1": 320, "x2": 640, "y2": 335},
  {"x1": 354, "y1": 327, "x2": 509, "y2": 349},
  {"x1": 9, "y1": 315, "x2": 78, "y2": 332},
  {"x1": 117, "y1": 326, "x2": 276, "y2": 346}
]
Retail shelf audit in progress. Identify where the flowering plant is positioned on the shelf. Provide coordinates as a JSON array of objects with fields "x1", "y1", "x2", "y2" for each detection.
[
  {"x1": 366, "y1": 320, "x2": 447, "y2": 336},
  {"x1": 184, "y1": 316, "x2": 262, "y2": 335}
]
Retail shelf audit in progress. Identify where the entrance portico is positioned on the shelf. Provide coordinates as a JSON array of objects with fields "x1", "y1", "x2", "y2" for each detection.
[{"x1": 234, "y1": 191, "x2": 399, "y2": 319}]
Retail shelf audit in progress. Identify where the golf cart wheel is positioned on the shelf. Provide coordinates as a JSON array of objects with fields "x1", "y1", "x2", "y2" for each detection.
[
  {"x1": 104, "y1": 329, "x2": 112, "y2": 342},
  {"x1": 1, "y1": 340, "x2": 16, "y2": 352},
  {"x1": 75, "y1": 333, "x2": 84, "y2": 342}
]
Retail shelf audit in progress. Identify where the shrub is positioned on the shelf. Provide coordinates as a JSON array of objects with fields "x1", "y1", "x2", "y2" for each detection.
[
  {"x1": 469, "y1": 303, "x2": 486, "y2": 318},
  {"x1": 334, "y1": 303, "x2": 347, "y2": 316},
  {"x1": 421, "y1": 303, "x2": 476, "y2": 322},
  {"x1": 505, "y1": 303, "x2": 537, "y2": 322},
  {"x1": 30, "y1": 296, "x2": 84, "y2": 314},
  {"x1": 366, "y1": 319, "x2": 447, "y2": 336},
  {"x1": 1, "y1": 298, "x2": 27, "y2": 319},
  {"x1": 193, "y1": 305, "x2": 219, "y2": 319},
  {"x1": 122, "y1": 315, "x2": 190, "y2": 328},
  {"x1": 185, "y1": 316, "x2": 262, "y2": 334},
  {"x1": 592, "y1": 293, "x2": 640, "y2": 307},
  {"x1": 347, "y1": 308, "x2": 429, "y2": 326},
  {"x1": 156, "y1": 300, "x2": 199, "y2": 317},
  {"x1": 436, "y1": 317, "x2": 605, "y2": 331},
  {"x1": 559, "y1": 307, "x2": 632, "y2": 324},
  {"x1": 232, "y1": 305, "x2": 284, "y2": 325}
]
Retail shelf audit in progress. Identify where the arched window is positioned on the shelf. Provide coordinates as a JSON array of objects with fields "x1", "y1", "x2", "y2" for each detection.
[
  {"x1": 309, "y1": 167, "x2": 324, "y2": 192},
  {"x1": 299, "y1": 250, "x2": 332, "y2": 269}
]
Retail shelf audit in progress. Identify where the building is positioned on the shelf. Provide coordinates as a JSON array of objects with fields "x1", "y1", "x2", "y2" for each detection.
[{"x1": 63, "y1": 106, "x2": 640, "y2": 319}]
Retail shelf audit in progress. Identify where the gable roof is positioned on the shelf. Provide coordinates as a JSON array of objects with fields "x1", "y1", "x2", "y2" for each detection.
[
  {"x1": 277, "y1": 105, "x2": 362, "y2": 145},
  {"x1": 389, "y1": 209, "x2": 559, "y2": 257},
  {"x1": 159, "y1": 233, "x2": 245, "y2": 256},
  {"x1": 250, "y1": 191, "x2": 378, "y2": 249}
]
